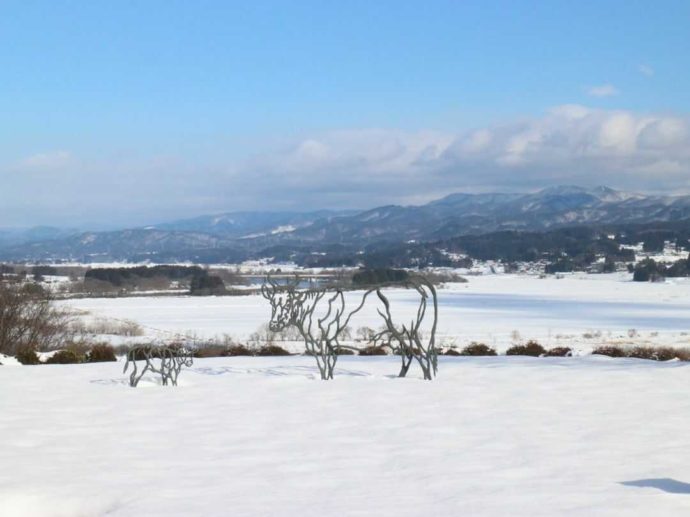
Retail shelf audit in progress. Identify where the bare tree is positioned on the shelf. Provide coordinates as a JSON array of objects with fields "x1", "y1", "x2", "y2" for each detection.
[
  {"x1": 124, "y1": 345, "x2": 193, "y2": 387},
  {"x1": 0, "y1": 282, "x2": 73, "y2": 356}
]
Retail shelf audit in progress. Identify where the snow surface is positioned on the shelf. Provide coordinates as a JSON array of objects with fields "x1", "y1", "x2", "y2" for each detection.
[
  {"x1": 59, "y1": 273, "x2": 690, "y2": 352},
  {"x1": 3, "y1": 356, "x2": 690, "y2": 516}
]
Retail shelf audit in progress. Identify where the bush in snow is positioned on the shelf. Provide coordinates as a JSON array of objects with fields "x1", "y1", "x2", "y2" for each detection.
[
  {"x1": 545, "y1": 347, "x2": 572, "y2": 357},
  {"x1": 358, "y1": 345, "x2": 388, "y2": 356},
  {"x1": 443, "y1": 349, "x2": 461, "y2": 356},
  {"x1": 16, "y1": 346, "x2": 41, "y2": 365},
  {"x1": 225, "y1": 344, "x2": 254, "y2": 356},
  {"x1": 506, "y1": 340, "x2": 546, "y2": 357},
  {"x1": 460, "y1": 342, "x2": 497, "y2": 356},
  {"x1": 627, "y1": 346, "x2": 689, "y2": 361},
  {"x1": 592, "y1": 345, "x2": 626, "y2": 358},
  {"x1": 193, "y1": 344, "x2": 229, "y2": 358},
  {"x1": 190, "y1": 274, "x2": 226, "y2": 295},
  {"x1": 45, "y1": 349, "x2": 84, "y2": 364},
  {"x1": 87, "y1": 344, "x2": 117, "y2": 362},
  {"x1": 254, "y1": 344, "x2": 291, "y2": 356}
]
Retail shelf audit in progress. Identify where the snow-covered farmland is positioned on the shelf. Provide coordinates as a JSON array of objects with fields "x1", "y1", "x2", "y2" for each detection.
[
  {"x1": 59, "y1": 272, "x2": 690, "y2": 353},
  {"x1": 3, "y1": 356, "x2": 690, "y2": 516}
]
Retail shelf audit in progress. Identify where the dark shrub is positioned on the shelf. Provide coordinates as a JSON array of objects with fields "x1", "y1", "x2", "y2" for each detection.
[
  {"x1": 545, "y1": 347, "x2": 572, "y2": 357},
  {"x1": 87, "y1": 344, "x2": 117, "y2": 362},
  {"x1": 670, "y1": 347, "x2": 690, "y2": 361},
  {"x1": 85, "y1": 265, "x2": 205, "y2": 287},
  {"x1": 655, "y1": 347, "x2": 678, "y2": 360},
  {"x1": 592, "y1": 345, "x2": 626, "y2": 358},
  {"x1": 352, "y1": 268, "x2": 409, "y2": 287},
  {"x1": 193, "y1": 344, "x2": 228, "y2": 358},
  {"x1": 225, "y1": 344, "x2": 254, "y2": 356},
  {"x1": 460, "y1": 342, "x2": 497, "y2": 356},
  {"x1": 254, "y1": 344, "x2": 291, "y2": 356},
  {"x1": 16, "y1": 346, "x2": 41, "y2": 365},
  {"x1": 633, "y1": 259, "x2": 666, "y2": 282},
  {"x1": 190, "y1": 274, "x2": 226, "y2": 295},
  {"x1": 444, "y1": 349, "x2": 461, "y2": 356},
  {"x1": 32, "y1": 265, "x2": 58, "y2": 281},
  {"x1": 602, "y1": 256, "x2": 616, "y2": 273},
  {"x1": 627, "y1": 346, "x2": 656, "y2": 360},
  {"x1": 627, "y1": 346, "x2": 686, "y2": 361},
  {"x1": 45, "y1": 349, "x2": 83, "y2": 364},
  {"x1": 506, "y1": 340, "x2": 546, "y2": 357},
  {"x1": 113, "y1": 344, "x2": 130, "y2": 357},
  {"x1": 545, "y1": 258, "x2": 574, "y2": 274},
  {"x1": 358, "y1": 345, "x2": 388, "y2": 356},
  {"x1": 304, "y1": 348, "x2": 355, "y2": 356}
]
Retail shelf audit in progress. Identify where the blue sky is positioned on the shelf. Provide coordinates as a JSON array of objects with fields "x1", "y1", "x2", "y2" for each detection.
[{"x1": 2, "y1": 1, "x2": 690, "y2": 227}]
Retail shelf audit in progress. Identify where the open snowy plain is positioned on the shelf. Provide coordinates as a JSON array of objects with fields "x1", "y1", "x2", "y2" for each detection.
[
  {"x1": 5, "y1": 271, "x2": 690, "y2": 516},
  {"x1": 3, "y1": 356, "x2": 690, "y2": 516},
  {"x1": 60, "y1": 272, "x2": 690, "y2": 352}
]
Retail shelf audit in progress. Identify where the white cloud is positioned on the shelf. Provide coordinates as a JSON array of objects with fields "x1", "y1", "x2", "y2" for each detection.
[
  {"x1": 586, "y1": 84, "x2": 619, "y2": 97},
  {"x1": 19, "y1": 150, "x2": 72, "y2": 170},
  {"x1": 246, "y1": 105, "x2": 690, "y2": 202},
  {"x1": 258, "y1": 129, "x2": 454, "y2": 180},
  {"x1": 3, "y1": 106, "x2": 690, "y2": 226},
  {"x1": 638, "y1": 63, "x2": 655, "y2": 77}
]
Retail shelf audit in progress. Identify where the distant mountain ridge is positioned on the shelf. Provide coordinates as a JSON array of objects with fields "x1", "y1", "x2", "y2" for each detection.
[
  {"x1": 152, "y1": 209, "x2": 356, "y2": 239},
  {"x1": 3, "y1": 186, "x2": 690, "y2": 262},
  {"x1": 0, "y1": 226, "x2": 80, "y2": 247}
]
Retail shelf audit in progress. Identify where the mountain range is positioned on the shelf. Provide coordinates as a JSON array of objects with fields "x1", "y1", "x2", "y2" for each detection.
[{"x1": 3, "y1": 186, "x2": 690, "y2": 263}]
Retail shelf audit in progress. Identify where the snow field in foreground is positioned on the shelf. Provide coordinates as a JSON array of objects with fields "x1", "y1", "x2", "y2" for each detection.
[{"x1": 3, "y1": 355, "x2": 690, "y2": 516}]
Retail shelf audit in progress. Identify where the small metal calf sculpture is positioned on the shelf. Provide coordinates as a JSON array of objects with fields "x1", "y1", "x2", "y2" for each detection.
[
  {"x1": 261, "y1": 274, "x2": 438, "y2": 380},
  {"x1": 124, "y1": 345, "x2": 193, "y2": 387}
]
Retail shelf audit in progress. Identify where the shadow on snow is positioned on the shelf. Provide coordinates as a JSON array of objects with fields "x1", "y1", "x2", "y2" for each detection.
[{"x1": 621, "y1": 478, "x2": 690, "y2": 494}]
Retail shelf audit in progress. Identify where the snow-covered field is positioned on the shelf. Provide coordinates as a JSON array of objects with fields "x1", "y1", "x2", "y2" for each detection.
[
  {"x1": 3, "y1": 355, "x2": 690, "y2": 516},
  {"x1": 60, "y1": 272, "x2": 690, "y2": 353}
]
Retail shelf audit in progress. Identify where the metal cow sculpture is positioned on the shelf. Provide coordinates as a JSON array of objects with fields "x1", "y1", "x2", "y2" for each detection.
[
  {"x1": 368, "y1": 276, "x2": 438, "y2": 380},
  {"x1": 124, "y1": 345, "x2": 194, "y2": 387},
  {"x1": 261, "y1": 274, "x2": 438, "y2": 380},
  {"x1": 261, "y1": 277, "x2": 365, "y2": 380}
]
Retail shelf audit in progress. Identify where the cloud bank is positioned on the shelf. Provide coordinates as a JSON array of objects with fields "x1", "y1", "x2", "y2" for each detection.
[
  {"x1": 246, "y1": 105, "x2": 690, "y2": 203},
  {"x1": 3, "y1": 105, "x2": 690, "y2": 226}
]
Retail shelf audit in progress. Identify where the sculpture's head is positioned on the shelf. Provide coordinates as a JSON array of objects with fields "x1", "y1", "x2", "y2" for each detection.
[
  {"x1": 178, "y1": 348, "x2": 194, "y2": 367},
  {"x1": 261, "y1": 275, "x2": 299, "y2": 332}
]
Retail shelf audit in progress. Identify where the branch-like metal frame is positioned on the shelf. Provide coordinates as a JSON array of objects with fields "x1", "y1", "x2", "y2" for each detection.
[
  {"x1": 123, "y1": 345, "x2": 194, "y2": 387},
  {"x1": 369, "y1": 277, "x2": 438, "y2": 380},
  {"x1": 261, "y1": 275, "x2": 438, "y2": 380}
]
